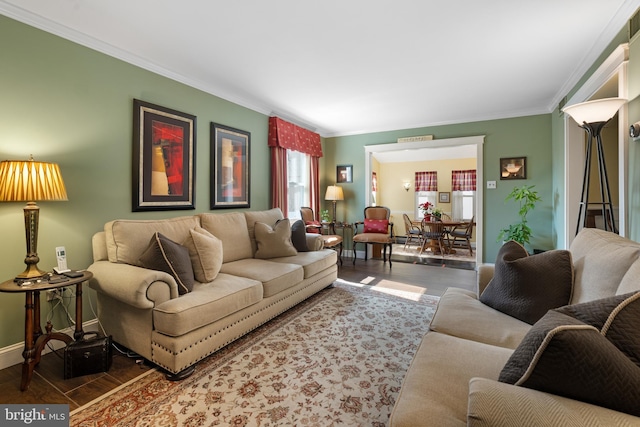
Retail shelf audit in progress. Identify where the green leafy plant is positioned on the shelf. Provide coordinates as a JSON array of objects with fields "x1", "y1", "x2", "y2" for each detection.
[
  {"x1": 320, "y1": 209, "x2": 330, "y2": 222},
  {"x1": 497, "y1": 185, "x2": 541, "y2": 246}
]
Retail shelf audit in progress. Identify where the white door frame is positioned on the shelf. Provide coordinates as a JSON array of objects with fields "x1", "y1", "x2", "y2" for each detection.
[{"x1": 364, "y1": 135, "x2": 485, "y2": 263}]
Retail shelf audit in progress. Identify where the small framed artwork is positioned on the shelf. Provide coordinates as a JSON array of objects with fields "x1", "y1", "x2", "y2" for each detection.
[
  {"x1": 500, "y1": 157, "x2": 527, "y2": 180},
  {"x1": 337, "y1": 164, "x2": 353, "y2": 183},
  {"x1": 132, "y1": 99, "x2": 196, "y2": 211},
  {"x1": 210, "y1": 122, "x2": 250, "y2": 209},
  {"x1": 439, "y1": 192, "x2": 450, "y2": 203}
]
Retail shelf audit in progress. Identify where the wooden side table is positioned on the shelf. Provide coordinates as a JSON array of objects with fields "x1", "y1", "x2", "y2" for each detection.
[
  {"x1": 0, "y1": 270, "x2": 93, "y2": 391},
  {"x1": 334, "y1": 222, "x2": 355, "y2": 260}
]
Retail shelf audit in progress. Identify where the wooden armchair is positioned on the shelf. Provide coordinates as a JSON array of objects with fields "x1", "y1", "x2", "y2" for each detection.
[
  {"x1": 300, "y1": 207, "x2": 343, "y2": 264},
  {"x1": 353, "y1": 206, "x2": 394, "y2": 267}
]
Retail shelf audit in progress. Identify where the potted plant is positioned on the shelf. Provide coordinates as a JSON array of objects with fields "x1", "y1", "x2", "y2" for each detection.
[
  {"x1": 497, "y1": 185, "x2": 541, "y2": 247},
  {"x1": 320, "y1": 209, "x2": 330, "y2": 223}
]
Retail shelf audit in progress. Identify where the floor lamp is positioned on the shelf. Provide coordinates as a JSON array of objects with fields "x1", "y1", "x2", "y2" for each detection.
[
  {"x1": 0, "y1": 156, "x2": 68, "y2": 280},
  {"x1": 325, "y1": 185, "x2": 344, "y2": 223},
  {"x1": 563, "y1": 97, "x2": 626, "y2": 235}
]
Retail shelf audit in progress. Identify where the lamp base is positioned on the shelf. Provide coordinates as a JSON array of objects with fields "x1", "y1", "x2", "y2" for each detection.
[{"x1": 15, "y1": 264, "x2": 47, "y2": 281}]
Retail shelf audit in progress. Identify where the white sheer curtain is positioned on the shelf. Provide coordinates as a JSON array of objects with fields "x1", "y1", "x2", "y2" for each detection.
[{"x1": 452, "y1": 191, "x2": 464, "y2": 220}]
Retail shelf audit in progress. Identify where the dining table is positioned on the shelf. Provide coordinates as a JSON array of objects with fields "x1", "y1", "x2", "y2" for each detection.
[{"x1": 411, "y1": 218, "x2": 470, "y2": 254}]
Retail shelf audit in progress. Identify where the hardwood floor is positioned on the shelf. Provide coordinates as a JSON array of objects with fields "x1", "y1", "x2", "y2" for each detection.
[{"x1": 0, "y1": 259, "x2": 476, "y2": 407}]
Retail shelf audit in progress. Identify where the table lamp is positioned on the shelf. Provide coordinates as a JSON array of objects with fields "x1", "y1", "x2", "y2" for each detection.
[
  {"x1": 562, "y1": 97, "x2": 626, "y2": 235},
  {"x1": 0, "y1": 156, "x2": 68, "y2": 280},
  {"x1": 325, "y1": 185, "x2": 344, "y2": 223}
]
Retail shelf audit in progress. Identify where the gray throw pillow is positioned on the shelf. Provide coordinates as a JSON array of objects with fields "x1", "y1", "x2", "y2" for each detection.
[
  {"x1": 254, "y1": 220, "x2": 298, "y2": 259},
  {"x1": 479, "y1": 241, "x2": 574, "y2": 324},
  {"x1": 290, "y1": 220, "x2": 309, "y2": 252},
  {"x1": 499, "y1": 292, "x2": 640, "y2": 417},
  {"x1": 139, "y1": 232, "x2": 195, "y2": 295}
]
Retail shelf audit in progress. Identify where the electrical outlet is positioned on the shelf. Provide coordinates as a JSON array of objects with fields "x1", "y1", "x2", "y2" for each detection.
[
  {"x1": 47, "y1": 288, "x2": 65, "y2": 302},
  {"x1": 486, "y1": 180, "x2": 497, "y2": 189}
]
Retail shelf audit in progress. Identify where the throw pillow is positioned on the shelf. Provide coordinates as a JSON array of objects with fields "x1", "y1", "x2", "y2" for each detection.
[
  {"x1": 479, "y1": 241, "x2": 574, "y2": 324},
  {"x1": 139, "y1": 232, "x2": 195, "y2": 295},
  {"x1": 363, "y1": 218, "x2": 389, "y2": 234},
  {"x1": 499, "y1": 293, "x2": 640, "y2": 417},
  {"x1": 290, "y1": 220, "x2": 309, "y2": 252},
  {"x1": 556, "y1": 292, "x2": 640, "y2": 367},
  {"x1": 254, "y1": 220, "x2": 298, "y2": 259},
  {"x1": 305, "y1": 220, "x2": 321, "y2": 234},
  {"x1": 182, "y1": 226, "x2": 223, "y2": 283}
]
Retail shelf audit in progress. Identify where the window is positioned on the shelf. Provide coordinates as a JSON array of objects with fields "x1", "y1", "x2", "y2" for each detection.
[
  {"x1": 460, "y1": 190, "x2": 476, "y2": 221},
  {"x1": 287, "y1": 150, "x2": 309, "y2": 219},
  {"x1": 415, "y1": 191, "x2": 437, "y2": 219}
]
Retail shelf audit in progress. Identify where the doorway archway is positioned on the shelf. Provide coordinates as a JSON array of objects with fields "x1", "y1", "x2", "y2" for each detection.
[{"x1": 364, "y1": 135, "x2": 485, "y2": 263}]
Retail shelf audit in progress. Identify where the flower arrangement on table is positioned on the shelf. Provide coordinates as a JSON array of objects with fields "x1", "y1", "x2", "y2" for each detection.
[{"x1": 419, "y1": 202, "x2": 442, "y2": 219}]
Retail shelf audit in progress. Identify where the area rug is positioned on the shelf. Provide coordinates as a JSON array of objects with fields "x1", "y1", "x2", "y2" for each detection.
[{"x1": 71, "y1": 280, "x2": 439, "y2": 427}]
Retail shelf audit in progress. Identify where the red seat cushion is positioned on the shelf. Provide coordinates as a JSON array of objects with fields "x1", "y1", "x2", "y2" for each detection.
[{"x1": 305, "y1": 220, "x2": 321, "y2": 234}]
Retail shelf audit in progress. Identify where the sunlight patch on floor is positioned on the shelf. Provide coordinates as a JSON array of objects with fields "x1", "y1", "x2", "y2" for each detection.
[{"x1": 334, "y1": 278, "x2": 430, "y2": 302}]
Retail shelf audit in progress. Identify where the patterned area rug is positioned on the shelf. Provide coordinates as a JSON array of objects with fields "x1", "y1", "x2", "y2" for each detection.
[{"x1": 71, "y1": 280, "x2": 439, "y2": 427}]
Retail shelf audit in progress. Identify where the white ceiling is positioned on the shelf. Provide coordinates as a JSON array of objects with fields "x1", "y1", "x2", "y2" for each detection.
[{"x1": 1, "y1": 0, "x2": 639, "y2": 137}]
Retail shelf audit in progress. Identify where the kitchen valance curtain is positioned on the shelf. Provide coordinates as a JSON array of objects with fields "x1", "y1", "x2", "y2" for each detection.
[
  {"x1": 415, "y1": 171, "x2": 438, "y2": 192},
  {"x1": 451, "y1": 169, "x2": 477, "y2": 191}
]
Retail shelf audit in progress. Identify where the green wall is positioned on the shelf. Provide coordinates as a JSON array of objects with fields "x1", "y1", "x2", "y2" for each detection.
[
  {"x1": 0, "y1": 16, "x2": 273, "y2": 348},
  {"x1": 324, "y1": 115, "x2": 554, "y2": 263},
  {"x1": 1, "y1": 11, "x2": 638, "y2": 353}
]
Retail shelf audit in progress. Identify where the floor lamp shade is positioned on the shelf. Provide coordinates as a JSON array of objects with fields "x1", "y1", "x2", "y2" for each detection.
[
  {"x1": 562, "y1": 97, "x2": 626, "y2": 235},
  {"x1": 0, "y1": 157, "x2": 68, "y2": 279},
  {"x1": 325, "y1": 185, "x2": 344, "y2": 222}
]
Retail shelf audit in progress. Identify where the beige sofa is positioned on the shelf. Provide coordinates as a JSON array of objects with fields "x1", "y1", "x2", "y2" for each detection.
[
  {"x1": 88, "y1": 208, "x2": 337, "y2": 378},
  {"x1": 390, "y1": 228, "x2": 640, "y2": 426}
]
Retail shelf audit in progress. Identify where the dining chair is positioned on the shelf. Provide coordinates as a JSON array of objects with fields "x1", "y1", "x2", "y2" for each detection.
[
  {"x1": 300, "y1": 207, "x2": 343, "y2": 264},
  {"x1": 420, "y1": 217, "x2": 449, "y2": 257},
  {"x1": 353, "y1": 206, "x2": 393, "y2": 267},
  {"x1": 447, "y1": 215, "x2": 475, "y2": 256},
  {"x1": 402, "y1": 213, "x2": 423, "y2": 250}
]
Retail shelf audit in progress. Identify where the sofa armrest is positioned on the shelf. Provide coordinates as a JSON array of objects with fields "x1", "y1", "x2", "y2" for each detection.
[
  {"x1": 305, "y1": 233, "x2": 324, "y2": 251},
  {"x1": 468, "y1": 378, "x2": 640, "y2": 426},
  {"x1": 476, "y1": 263, "x2": 494, "y2": 297},
  {"x1": 88, "y1": 261, "x2": 178, "y2": 309}
]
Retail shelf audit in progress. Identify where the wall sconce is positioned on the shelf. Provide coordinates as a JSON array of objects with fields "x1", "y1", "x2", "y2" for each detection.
[{"x1": 403, "y1": 182, "x2": 411, "y2": 192}]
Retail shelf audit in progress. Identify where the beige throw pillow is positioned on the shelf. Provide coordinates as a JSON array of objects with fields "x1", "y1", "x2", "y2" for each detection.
[
  {"x1": 182, "y1": 226, "x2": 223, "y2": 283},
  {"x1": 254, "y1": 221, "x2": 297, "y2": 259}
]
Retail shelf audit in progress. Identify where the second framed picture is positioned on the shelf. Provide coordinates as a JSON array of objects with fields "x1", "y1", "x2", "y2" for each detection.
[
  {"x1": 210, "y1": 122, "x2": 250, "y2": 209},
  {"x1": 500, "y1": 157, "x2": 526, "y2": 180},
  {"x1": 439, "y1": 192, "x2": 450, "y2": 203},
  {"x1": 337, "y1": 165, "x2": 353, "y2": 183}
]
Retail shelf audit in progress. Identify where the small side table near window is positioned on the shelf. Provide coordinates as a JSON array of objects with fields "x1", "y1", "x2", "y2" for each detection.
[{"x1": 0, "y1": 270, "x2": 92, "y2": 391}]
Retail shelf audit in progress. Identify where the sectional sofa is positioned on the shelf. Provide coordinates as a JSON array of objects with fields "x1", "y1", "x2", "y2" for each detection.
[
  {"x1": 391, "y1": 228, "x2": 640, "y2": 426},
  {"x1": 88, "y1": 208, "x2": 337, "y2": 378}
]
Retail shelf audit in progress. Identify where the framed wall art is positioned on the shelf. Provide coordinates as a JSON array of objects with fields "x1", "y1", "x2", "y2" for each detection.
[
  {"x1": 500, "y1": 157, "x2": 526, "y2": 180},
  {"x1": 337, "y1": 164, "x2": 353, "y2": 183},
  {"x1": 210, "y1": 122, "x2": 250, "y2": 209},
  {"x1": 439, "y1": 192, "x2": 450, "y2": 203},
  {"x1": 132, "y1": 99, "x2": 196, "y2": 211}
]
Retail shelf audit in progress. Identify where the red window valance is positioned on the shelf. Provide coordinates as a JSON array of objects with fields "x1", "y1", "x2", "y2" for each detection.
[
  {"x1": 268, "y1": 117, "x2": 323, "y2": 158},
  {"x1": 452, "y1": 169, "x2": 477, "y2": 191},
  {"x1": 415, "y1": 171, "x2": 438, "y2": 192}
]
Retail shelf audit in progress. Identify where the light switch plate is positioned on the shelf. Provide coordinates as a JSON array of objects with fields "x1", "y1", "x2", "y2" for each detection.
[{"x1": 487, "y1": 181, "x2": 496, "y2": 189}]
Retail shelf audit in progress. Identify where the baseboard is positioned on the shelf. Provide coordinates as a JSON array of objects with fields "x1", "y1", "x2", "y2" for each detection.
[{"x1": 0, "y1": 319, "x2": 99, "y2": 371}]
